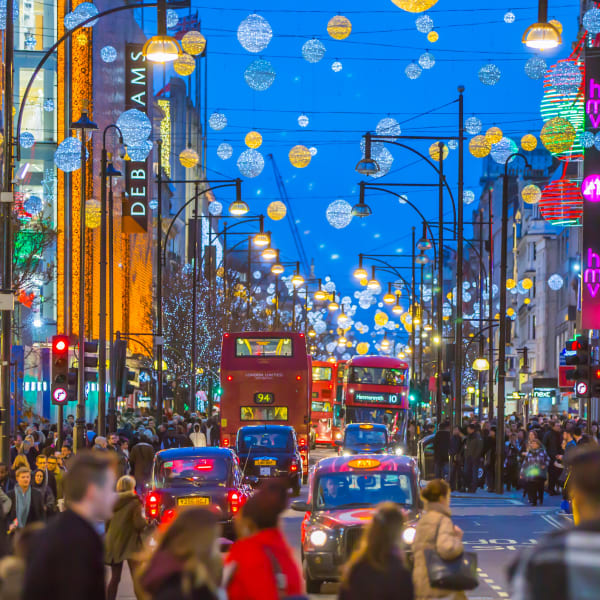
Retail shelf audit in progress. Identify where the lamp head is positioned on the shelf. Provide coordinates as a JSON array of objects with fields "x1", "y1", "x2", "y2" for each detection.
[
  {"x1": 228, "y1": 199, "x2": 249, "y2": 216},
  {"x1": 383, "y1": 292, "x2": 396, "y2": 305},
  {"x1": 291, "y1": 273, "x2": 304, "y2": 287},
  {"x1": 522, "y1": 21, "x2": 561, "y2": 50},
  {"x1": 261, "y1": 246, "x2": 277, "y2": 261},
  {"x1": 314, "y1": 289, "x2": 327, "y2": 301},
  {"x1": 353, "y1": 267, "x2": 368, "y2": 280},
  {"x1": 355, "y1": 157, "x2": 380, "y2": 176},
  {"x1": 415, "y1": 251, "x2": 430, "y2": 265},
  {"x1": 271, "y1": 262, "x2": 284, "y2": 275},
  {"x1": 351, "y1": 199, "x2": 372, "y2": 218},
  {"x1": 142, "y1": 35, "x2": 182, "y2": 63}
]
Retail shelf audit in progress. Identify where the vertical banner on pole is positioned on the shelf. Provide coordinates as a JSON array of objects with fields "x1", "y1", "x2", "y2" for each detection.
[{"x1": 583, "y1": 50, "x2": 600, "y2": 329}]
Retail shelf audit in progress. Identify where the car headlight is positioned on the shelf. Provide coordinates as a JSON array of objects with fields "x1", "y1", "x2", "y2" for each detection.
[
  {"x1": 402, "y1": 526, "x2": 416, "y2": 545},
  {"x1": 395, "y1": 447, "x2": 404, "y2": 456},
  {"x1": 309, "y1": 529, "x2": 328, "y2": 547},
  {"x1": 343, "y1": 451, "x2": 352, "y2": 456},
  {"x1": 335, "y1": 432, "x2": 342, "y2": 440}
]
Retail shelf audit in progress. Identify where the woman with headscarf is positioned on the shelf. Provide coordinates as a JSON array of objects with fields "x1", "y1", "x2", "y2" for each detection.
[{"x1": 31, "y1": 469, "x2": 56, "y2": 516}]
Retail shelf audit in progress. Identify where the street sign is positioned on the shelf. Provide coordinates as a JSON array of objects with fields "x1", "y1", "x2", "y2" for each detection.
[
  {"x1": 52, "y1": 387, "x2": 68, "y2": 405},
  {"x1": 576, "y1": 381, "x2": 589, "y2": 397}
]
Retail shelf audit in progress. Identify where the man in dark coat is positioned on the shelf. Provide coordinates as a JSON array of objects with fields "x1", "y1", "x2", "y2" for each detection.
[
  {"x1": 129, "y1": 432, "x2": 155, "y2": 492},
  {"x1": 543, "y1": 421, "x2": 563, "y2": 495},
  {"x1": 23, "y1": 451, "x2": 117, "y2": 600},
  {"x1": 433, "y1": 420, "x2": 451, "y2": 480},
  {"x1": 7, "y1": 467, "x2": 45, "y2": 530},
  {"x1": 463, "y1": 423, "x2": 483, "y2": 493}
]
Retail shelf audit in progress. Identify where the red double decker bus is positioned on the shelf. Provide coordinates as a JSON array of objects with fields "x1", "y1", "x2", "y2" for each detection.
[
  {"x1": 341, "y1": 355, "x2": 410, "y2": 445},
  {"x1": 220, "y1": 332, "x2": 311, "y2": 481},
  {"x1": 310, "y1": 361, "x2": 337, "y2": 446}
]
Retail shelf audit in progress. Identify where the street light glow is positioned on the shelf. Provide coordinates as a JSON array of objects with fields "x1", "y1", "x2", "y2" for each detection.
[
  {"x1": 522, "y1": 21, "x2": 561, "y2": 50},
  {"x1": 142, "y1": 35, "x2": 182, "y2": 63}
]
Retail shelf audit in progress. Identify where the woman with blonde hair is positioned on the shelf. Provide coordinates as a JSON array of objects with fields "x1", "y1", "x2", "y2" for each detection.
[
  {"x1": 138, "y1": 507, "x2": 222, "y2": 600},
  {"x1": 10, "y1": 455, "x2": 29, "y2": 480},
  {"x1": 412, "y1": 479, "x2": 466, "y2": 600},
  {"x1": 338, "y1": 502, "x2": 414, "y2": 600}
]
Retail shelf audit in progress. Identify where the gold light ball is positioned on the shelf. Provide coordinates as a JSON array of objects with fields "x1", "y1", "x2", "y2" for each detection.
[
  {"x1": 521, "y1": 134, "x2": 538, "y2": 151},
  {"x1": 506, "y1": 278, "x2": 516, "y2": 290},
  {"x1": 245, "y1": 130, "x2": 263, "y2": 149},
  {"x1": 174, "y1": 53, "x2": 196, "y2": 76},
  {"x1": 179, "y1": 148, "x2": 199, "y2": 168},
  {"x1": 391, "y1": 0, "x2": 440, "y2": 13},
  {"x1": 76, "y1": 32, "x2": 88, "y2": 46},
  {"x1": 289, "y1": 145, "x2": 312, "y2": 168},
  {"x1": 540, "y1": 116, "x2": 576, "y2": 155},
  {"x1": 327, "y1": 15, "x2": 352, "y2": 39},
  {"x1": 485, "y1": 126, "x2": 503, "y2": 144},
  {"x1": 85, "y1": 199, "x2": 101, "y2": 229},
  {"x1": 429, "y1": 142, "x2": 448, "y2": 161},
  {"x1": 524, "y1": 298, "x2": 531, "y2": 305},
  {"x1": 267, "y1": 200, "x2": 287, "y2": 221},
  {"x1": 549, "y1": 19, "x2": 563, "y2": 34},
  {"x1": 522, "y1": 277, "x2": 533, "y2": 290},
  {"x1": 507, "y1": 307, "x2": 515, "y2": 316},
  {"x1": 182, "y1": 30, "x2": 206, "y2": 56},
  {"x1": 521, "y1": 184, "x2": 541, "y2": 204},
  {"x1": 359, "y1": 278, "x2": 368, "y2": 286},
  {"x1": 469, "y1": 135, "x2": 491, "y2": 158},
  {"x1": 374, "y1": 311, "x2": 389, "y2": 326},
  {"x1": 427, "y1": 30, "x2": 439, "y2": 42},
  {"x1": 356, "y1": 342, "x2": 370, "y2": 355}
]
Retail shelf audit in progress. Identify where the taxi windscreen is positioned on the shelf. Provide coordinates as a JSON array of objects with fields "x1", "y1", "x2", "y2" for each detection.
[
  {"x1": 238, "y1": 429, "x2": 294, "y2": 452},
  {"x1": 345, "y1": 428, "x2": 387, "y2": 446},
  {"x1": 315, "y1": 472, "x2": 413, "y2": 509},
  {"x1": 156, "y1": 457, "x2": 228, "y2": 488}
]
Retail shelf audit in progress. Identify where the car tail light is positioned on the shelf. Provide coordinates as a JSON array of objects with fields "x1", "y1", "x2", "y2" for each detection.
[
  {"x1": 222, "y1": 437, "x2": 230, "y2": 447},
  {"x1": 228, "y1": 490, "x2": 242, "y2": 514},
  {"x1": 146, "y1": 491, "x2": 160, "y2": 519},
  {"x1": 290, "y1": 459, "x2": 298, "y2": 473},
  {"x1": 227, "y1": 375, "x2": 233, "y2": 381},
  {"x1": 298, "y1": 436, "x2": 308, "y2": 449},
  {"x1": 161, "y1": 508, "x2": 176, "y2": 525},
  {"x1": 296, "y1": 375, "x2": 301, "y2": 381}
]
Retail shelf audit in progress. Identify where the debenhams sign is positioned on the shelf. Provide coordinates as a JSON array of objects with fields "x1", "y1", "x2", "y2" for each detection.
[{"x1": 123, "y1": 44, "x2": 149, "y2": 233}]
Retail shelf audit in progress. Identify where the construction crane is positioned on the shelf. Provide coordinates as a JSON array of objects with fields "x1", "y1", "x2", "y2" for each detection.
[{"x1": 267, "y1": 154, "x2": 310, "y2": 275}]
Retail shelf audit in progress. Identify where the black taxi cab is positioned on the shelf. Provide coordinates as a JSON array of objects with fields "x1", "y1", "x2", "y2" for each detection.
[
  {"x1": 291, "y1": 454, "x2": 420, "y2": 593},
  {"x1": 335, "y1": 422, "x2": 402, "y2": 456},
  {"x1": 145, "y1": 447, "x2": 252, "y2": 537}
]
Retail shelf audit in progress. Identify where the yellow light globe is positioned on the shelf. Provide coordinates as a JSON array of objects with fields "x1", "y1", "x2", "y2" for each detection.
[
  {"x1": 549, "y1": 19, "x2": 563, "y2": 34},
  {"x1": 521, "y1": 134, "x2": 538, "y2": 151},
  {"x1": 507, "y1": 307, "x2": 515, "y2": 316},
  {"x1": 356, "y1": 341, "x2": 369, "y2": 355},
  {"x1": 469, "y1": 135, "x2": 491, "y2": 158},
  {"x1": 181, "y1": 30, "x2": 206, "y2": 56},
  {"x1": 174, "y1": 53, "x2": 196, "y2": 76},
  {"x1": 359, "y1": 278, "x2": 368, "y2": 286},
  {"x1": 429, "y1": 142, "x2": 448, "y2": 161},
  {"x1": 267, "y1": 200, "x2": 287, "y2": 221},
  {"x1": 374, "y1": 311, "x2": 389, "y2": 326},
  {"x1": 506, "y1": 278, "x2": 516, "y2": 289},
  {"x1": 521, "y1": 184, "x2": 541, "y2": 204},
  {"x1": 427, "y1": 30, "x2": 439, "y2": 42},
  {"x1": 179, "y1": 148, "x2": 199, "y2": 168},
  {"x1": 289, "y1": 145, "x2": 312, "y2": 168},
  {"x1": 85, "y1": 199, "x2": 101, "y2": 229},
  {"x1": 327, "y1": 15, "x2": 352, "y2": 40},
  {"x1": 524, "y1": 297, "x2": 531, "y2": 305},
  {"x1": 540, "y1": 116, "x2": 576, "y2": 155},
  {"x1": 245, "y1": 130, "x2": 263, "y2": 149},
  {"x1": 522, "y1": 277, "x2": 533, "y2": 290},
  {"x1": 485, "y1": 126, "x2": 503, "y2": 144},
  {"x1": 390, "y1": 0, "x2": 439, "y2": 12}
]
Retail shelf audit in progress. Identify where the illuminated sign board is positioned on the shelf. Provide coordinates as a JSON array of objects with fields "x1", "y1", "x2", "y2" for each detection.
[
  {"x1": 123, "y1": 44, "x2": 149, "y2": 233},
  {"x1": 354, "y1": 391, "x2": 400, "y2": 405},
  {"x1": 583, "y1": 51, "x2": 600, "y2": 328},
  {"x1": 533, "y1": 388, "x2": 556, "y2": 399}
]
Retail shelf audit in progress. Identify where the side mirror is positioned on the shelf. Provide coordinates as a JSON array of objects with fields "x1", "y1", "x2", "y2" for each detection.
[
  {"x1": 334, "y1": 440, "x2": 343, "y2": 447},
  {"x1": 291, "y1": 500, "x2": 309, "y2": 512}
]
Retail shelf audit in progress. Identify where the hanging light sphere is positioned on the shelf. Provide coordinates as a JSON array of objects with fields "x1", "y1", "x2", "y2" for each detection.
[
  {"x1": 327, "y1": 15, "x2": 352, "y2": 40},
  {"x1": 20, "y1": 132, "x2": 35, "y2": 148},
  {"x1": 541, "y1": 116, "x2": 576, "y2": 154},
  {"x1": 356, "y1": 342, "x2": 369, "y2": 355},
  {"x1": 302, "y1": 38, "x2": 326, "y2": 63},
  {"x1": 117, "y1": 109, "x2": 151, "y2": 147},
  {"x1": 478, "y1": 63, "x2": 501, "y2": 86},
  {"x1": 54, "y1": 137, "x2": 84, "y2": 172},
  {"x1": 485, "y1": 126, "x2": 503, "y2": 144},
  {"x1": 208, "y1": 200, "x2": 222, "y2": 216},
  {"x1": 405, "y1": 62, "x2": 422, "y2": 79},
  {"x1": 547, "y1": 273, "x2": 564, "y2": 290},
  {"x1": 75, "y1": 2, "x2": 99, "y2": 27},
  {"x1": 524, "y1": 56, "x2": 547, "y2": 80},
  {"x1": 331, "y1": 60, "x2": 343, "y2": 72},
  {"x1": 549, "y1": 60, "x2": 582, "y2": 95},
  {"x1": 506, "y1": 278, "x2": 516, "y2": 290},
  {"x1": 463, "y1": 190, "x2": 475, "y2": 205},
  {"x1": 429, "y1": 142, "x2": 448, "y2": 161},
  {"x1": 376, "y1": 117, "x2": 401, "y2": 138},
  {"x1": 309, "y1": 146, "x2": 318, "y2": 156},
  {"x1": 521, "y1": 183, "x2": 542, "y2": 204},
  {"x1": 289, "y1": 145, "x2": 312, "y2": 168},
  {"x1": 473, "y1": 357, "x2": 489, "y2": 371},
  {"x1": 521, "y1": 133, "x2": 538, "y2": 151},
  {"x1": 583, "y1": 7, "x2": 600, "y2": 34},
  {"x1": 245, "y1": 130, "x2": 263, "y2": 149},
  {"x1": 522, "y1": 277, "x2": 533, "y2": 290},
  {"x1": 427, "y1": 30, "x2": 439, "y2": 42},
  {"x1": 298, "y1": 114, "x2": 309, "y2": 128},
  {"x1": 465, "y1": 116, "x2": 482, "y2": 135},
  {"x1": 209, "y1": 112, "x2": 227, "y2": 131},
  {"x1": 540, "y1": 179, "x2": 583, "y2": 226},
  {"x1": 504, "y1": 11, "x2": 516, "y2": 23},
  {"x1": 581, "y1": 131, "x2": 595, "y2": 149},
  {"x1": 244, "y1": 58, "x2": 276, "y2": 91},
  {"x1": 174, "y1": 53, "x2": 196, "y2": 76},
  {"x1": 237, "y1": 14, "x2": 273, "y2": 53},
  {"x1": 326, "y1": 199, "x2": 353, "y2": 229},
  {"x1": 491, "y1": 137, "x2": 518, "y2": 165},
  {"x1": 100, "y1": 45, "x2": 117, "y2": 63},
  {"x1": 418, "y1": 51, "x2": 435, "y2": 69},
  {"x1": 217, "y1": 143, "x2": 233, "y2": 160},
  {"x1": 448, "y1": 139, "x2": 458, "y2": 150},
  {"x1": 391, "y1": 0, "x2": 440, "y2": 13},
  {"x1": 374, "y1": 311, "x2": 388, "y2": 326},
  {"x1": 85, "y1": 198, "x2": 101, "y2": 229},
  {"x1": 127, "y1": 140, "x2": 153, "y2": 161},
  {"x1": 182, "y1": 30, "x2": 206, "y2": 56},
  {"x1": 43, "y1": 99, "x2": 55, "y2": 112},
  {"x1": 179, "y1": 148, "x2": 199, "y2": 168},
  {"x1": 24, "y1": 195, "x2": 42, "y2": 215},
  {"x1": 415, "y1": 14, "x2": 433, "y2": 33},
  {"x1": 166, "y1": 9, "x2": 178, "y2": 28},
  {"x1": 267, "y1": 200, "x2": 287, "y2": 221},
  {"x1": 237, "y1": 148, "x2": 265, "y2": 178}
]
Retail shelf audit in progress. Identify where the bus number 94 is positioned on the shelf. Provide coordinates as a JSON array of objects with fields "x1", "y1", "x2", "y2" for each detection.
[{"x1": 254, "y1": 392, "x2": 274, "y2": 404}]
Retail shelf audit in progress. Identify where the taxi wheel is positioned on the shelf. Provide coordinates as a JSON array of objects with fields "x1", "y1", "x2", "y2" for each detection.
[{"x1": 303, "y1": 561, "x2": 321, "y2": 594}]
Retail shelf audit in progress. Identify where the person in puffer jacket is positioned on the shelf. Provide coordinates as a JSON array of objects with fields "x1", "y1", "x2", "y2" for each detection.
[{"x1": 520, "y1": 438, "x2": 550, "y2": 506}]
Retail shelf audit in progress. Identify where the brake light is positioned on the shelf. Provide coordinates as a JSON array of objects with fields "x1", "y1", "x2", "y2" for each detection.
[
  {"x1": 162, "y1": 509, "x2": 176, "y2": 525},
  {"x1": 227, "y1": 375, "x2": 233, "y2": 381},
  {"x1": 296, "y1": 375, "x2": 301, "y2": 381},
  {"x1": 228, "y1": 490, "x2": 242, "y2": 514},
  {"x1": 222, "y1": 438, "x2": 230, "y2": 447},
  {"x1": 290, "y1": 459, "x2": 298, "y2": 473},
  {"x1": 298, "y1": 437, "x2": 308, "y2": 449},
  {"x1": 146, "y1": 492, "x2": 160, "y2": 519}
]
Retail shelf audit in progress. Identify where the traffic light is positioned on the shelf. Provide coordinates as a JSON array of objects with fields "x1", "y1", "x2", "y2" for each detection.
[
  {"x1": 565, "y1": 336, "x2": 590, "y2": 382},
  {"x1": 83, "y1": 341, "x2": 99, "y2": 382},
  {"x1": 593, "y1": 367, "x2": 600, "y2": 396},
  {"x1": 441, "y1": 371, "x2": 452, "y2": 396},
  {"x1": 215, "y1": 385, "x2": 223, "y2": 396},
  {"x1": 67, "y1": 368, "x2": 78, "y2": 402},
  {"x1": 51, "y1": 335, "x2": 70, "y2": 405},
  {"x1": 113, "y1": 339, "x2": 135, "y2": 397}
]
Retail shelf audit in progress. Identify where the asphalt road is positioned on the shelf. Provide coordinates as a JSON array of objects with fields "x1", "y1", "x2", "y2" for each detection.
[{"x1": 117, "y1": 446, "x2": 572, "y2": 599}]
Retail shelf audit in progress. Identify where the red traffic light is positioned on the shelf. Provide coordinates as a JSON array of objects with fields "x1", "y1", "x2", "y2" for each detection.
[
  {"x1": 566, "y1": 340, "x2": 582, "y2": 351},
  {"x1": 52, "y1": 335, "x2": 69, "y2": 354}
]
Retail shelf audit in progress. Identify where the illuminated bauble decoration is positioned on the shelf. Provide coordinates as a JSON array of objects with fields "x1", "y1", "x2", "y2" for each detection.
[
  {"x1": 237, "y1": 149, "x2": 264, "y2": 178},
  {"x1": 506, "y1": 278, "x2": 516, "y2": 290},
  {"x1": 0, "y1": 0, "x2": 18, "y2": 30},
  {"x1": 75, "y1": 31, "x2": 89, "y2": 46},
  {"x1": 478, "y1": 63, "x2": 501, "y2": 86},
  {"x1": 485, "y1": 126, "x2": 503, "y2": 144},
  {"x1": 465, "y1": 116, "x2": 482, "y2": 135},
  {"x1": 524, "y1": 56, "x2": 547, "y2": 80},
  {"x1": 390, "y1": 0, "x2": 440, "y2": 13},
  {"x1": 427, "y1": 30, "x2": 438, "y2": 42},
  {"x1": 327, "y1": 15, "x2": 351, "y2": 39},
  {"x1": 405, "y1": 62, "x2": 422, "y2": 79},
  {"x1": 415, "y1": 14, "x2": 433, "y2": 33},
  {"x1": 539, "y1": 179, "x2": 583, "y2": 226},
  {"x1": 463, "y1": 190, "x2": 475, "y2": 205},
  {"x1": 376, "y1": 117, "x2": 401, "y2": 138},
  {"x1": 547, "y1": 273, "x2": 564, "y2": 290},
  {"x1": 418, "y1": 51, "x2": 435, "y2": 69},
  {"x1": 174, "y1": 53, "x2": 195, "y2": 76},
  {"x1": 374, "y1": 311, "x2": 388, "y2": 326},
  {"x1": 549, "y1": 19, "x2": 563, "y2": 34},
  {"x1": 85, "y1": 198, "x2": 101, "y2": 229},
  {"x1": 549, "y1": 60, "x2": 582, "y2": 95},
  {"x1": 369, "y1": 145, "x2": 393, "y2": 178},
  {"x1": 289, "y1": 145, "x2": 312, "y2": 168},
  {"x1": 302, "y1": 38, "x2": 326, "y2": 63},
  {"x1": 237, "y1": 14, "x2": 272, "y2": 53},
  {"x1": 117, "y1": 109, "x2": 151, "y2": 147},
  {"x1": 331, "y1": 60, "x2": 343, "y2": 72},
  {"x1": 267, "y1": 200, "x2": 287, "y2": 221},
  {"x1": 540, "y1": 116, "x2": 576, "y2": 154},
  {"x1": 521, "y1": 134, "x2": 537, "y2": 151},
  {"x1": 521, "y1": 184, "x2": 542, "y2": 204},
  {"x1": 244, "y1": 58, "x2": 276, "y2": 91},
  {"x1": 149, "y1": 200, "x2": 158, "y2": 210},
  {"x1": 429, "y1": 141, "x2": 448, "y2": 161},
  {"x1": 43, "y1": 99, "x2": 54, "y2": 112},
  {"x1": 298, "y1": 114, "x2": 309, "y2": 128},
  {"x1": 326, "y1": 199, "x2": 353, "y2": 229},
  {"x1": 309, "y1": 146, "x2": 318, "y2": 156},
  {"x1": 166, "y1": 9, "x2": 178, "y2": 28},
  {"x1": 179, "y1": 148, "x2": 199, "y2": 168},
  {"x1": 20, "y1": 132, "x2": 35, "y2": 148},
  {"x1": 209, "y1": 112, "x2": 227, "y2": 131},
  {"x1": 182, "y1": 30, "x2": 206, "y2": 55},
  {"x1": 506, "y1": 308, "x2": 515, "y2": 317},
  {"x1": 594, "y1": 132, "x2": 600, "y2": 151},
  {"x1": 54, "y1": 137, "x2": 84, "y2": 172},
  {"x1": 208, "y1": 200, "x2": 222, "y2": 216},
  {"x1": 100, "y1": 45, "x2": 117, "y2": 63},
  {"x1": 521, "y1": 277, "x2": 533, "y2": 290},
  {"x1": 581, "y1": 131, "x2": 595, "y2": 148},
  {"x1": 448, "y1": 139, "x2": 457, "y2": 150},
  {"x1": 356, "y1": 342, "x2": 369, "y2": 355},
  {"x1": 490, "y1": 137, "x2": 518, "y2": 165},
  {"x1": 24, "y1": 195, "x2": 42, "y2": 215},
  {"x1": 245, "y1": 130, "x2": 263, "y2": 149},
  {"x1": 75, "y1": 2, "x2": 99, "y2": 27},
  {"x1": 504, "y1": 11, "x2": 515, "y2": 23},
  {"x1": 217, "y1": 143, "x2": 233, "y2": 160},
  {"x1": 583, "y1": 7, "x2": 600, "y2": 34},
  {"x1": 127, "y1": 140, "x2": 153, "y2": 161}
]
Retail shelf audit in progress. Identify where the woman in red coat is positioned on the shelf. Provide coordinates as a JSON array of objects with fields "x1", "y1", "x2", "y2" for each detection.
[{"x1": 225, "y1": 481, "x2": 304, "y2": 600}]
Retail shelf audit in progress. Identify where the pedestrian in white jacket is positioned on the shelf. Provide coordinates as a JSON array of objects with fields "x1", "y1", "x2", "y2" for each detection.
[{"x1": 189, "y1": 423, "x2": 207, "y2": 447}]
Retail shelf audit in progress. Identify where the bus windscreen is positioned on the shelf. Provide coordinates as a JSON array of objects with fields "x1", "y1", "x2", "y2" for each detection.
[
  {"x1": 348, "y1": 366, "x2": 407, "y2": 386},
  {"x1": 312, "y1": 366, "x2": 332, "y2": 381},
  {"x1": 235, "y1": 337, "x2": 293, "y2": 357}
]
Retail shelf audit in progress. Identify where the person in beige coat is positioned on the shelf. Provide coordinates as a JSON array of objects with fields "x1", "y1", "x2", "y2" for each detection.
[{"x1": 412, "y1": 479, "x2": 466, "y2": 600}]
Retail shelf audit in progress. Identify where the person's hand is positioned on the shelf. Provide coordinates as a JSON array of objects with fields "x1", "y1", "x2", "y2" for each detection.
[{"x1": 454, "y1": 525, "x2": 463, "y2": 539}]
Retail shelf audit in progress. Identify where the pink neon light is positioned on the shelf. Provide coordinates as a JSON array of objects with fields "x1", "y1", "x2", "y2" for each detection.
[{"x1": 582, "y1": 174, "x2": 600, "y2": 202}]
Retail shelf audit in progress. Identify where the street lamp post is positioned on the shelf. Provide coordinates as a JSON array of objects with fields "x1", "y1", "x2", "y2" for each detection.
[{"x1": 436, "y1": 142, "x2": 444, "y2": 426}]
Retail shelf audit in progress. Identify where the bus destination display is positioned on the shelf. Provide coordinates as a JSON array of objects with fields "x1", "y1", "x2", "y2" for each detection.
[{"x1": 254, "y1": 392, "x2": 274, "y2": 404}]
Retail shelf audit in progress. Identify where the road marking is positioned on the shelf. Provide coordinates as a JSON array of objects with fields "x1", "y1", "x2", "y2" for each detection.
[
  {"x1": 498, "y1": 593, "x2": 509, "y2": 598},
  {"x1": 542, "y1": 514, "x2": 563, "y2": 530}
]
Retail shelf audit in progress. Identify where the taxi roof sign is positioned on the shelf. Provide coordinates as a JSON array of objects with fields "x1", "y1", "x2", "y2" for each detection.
[
  {"x1": 359, "y1": 424, "x2": 374, "y2": 429},
  {"x1": 348, "y1": 458, "x2": 381, "y2": 470}
]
